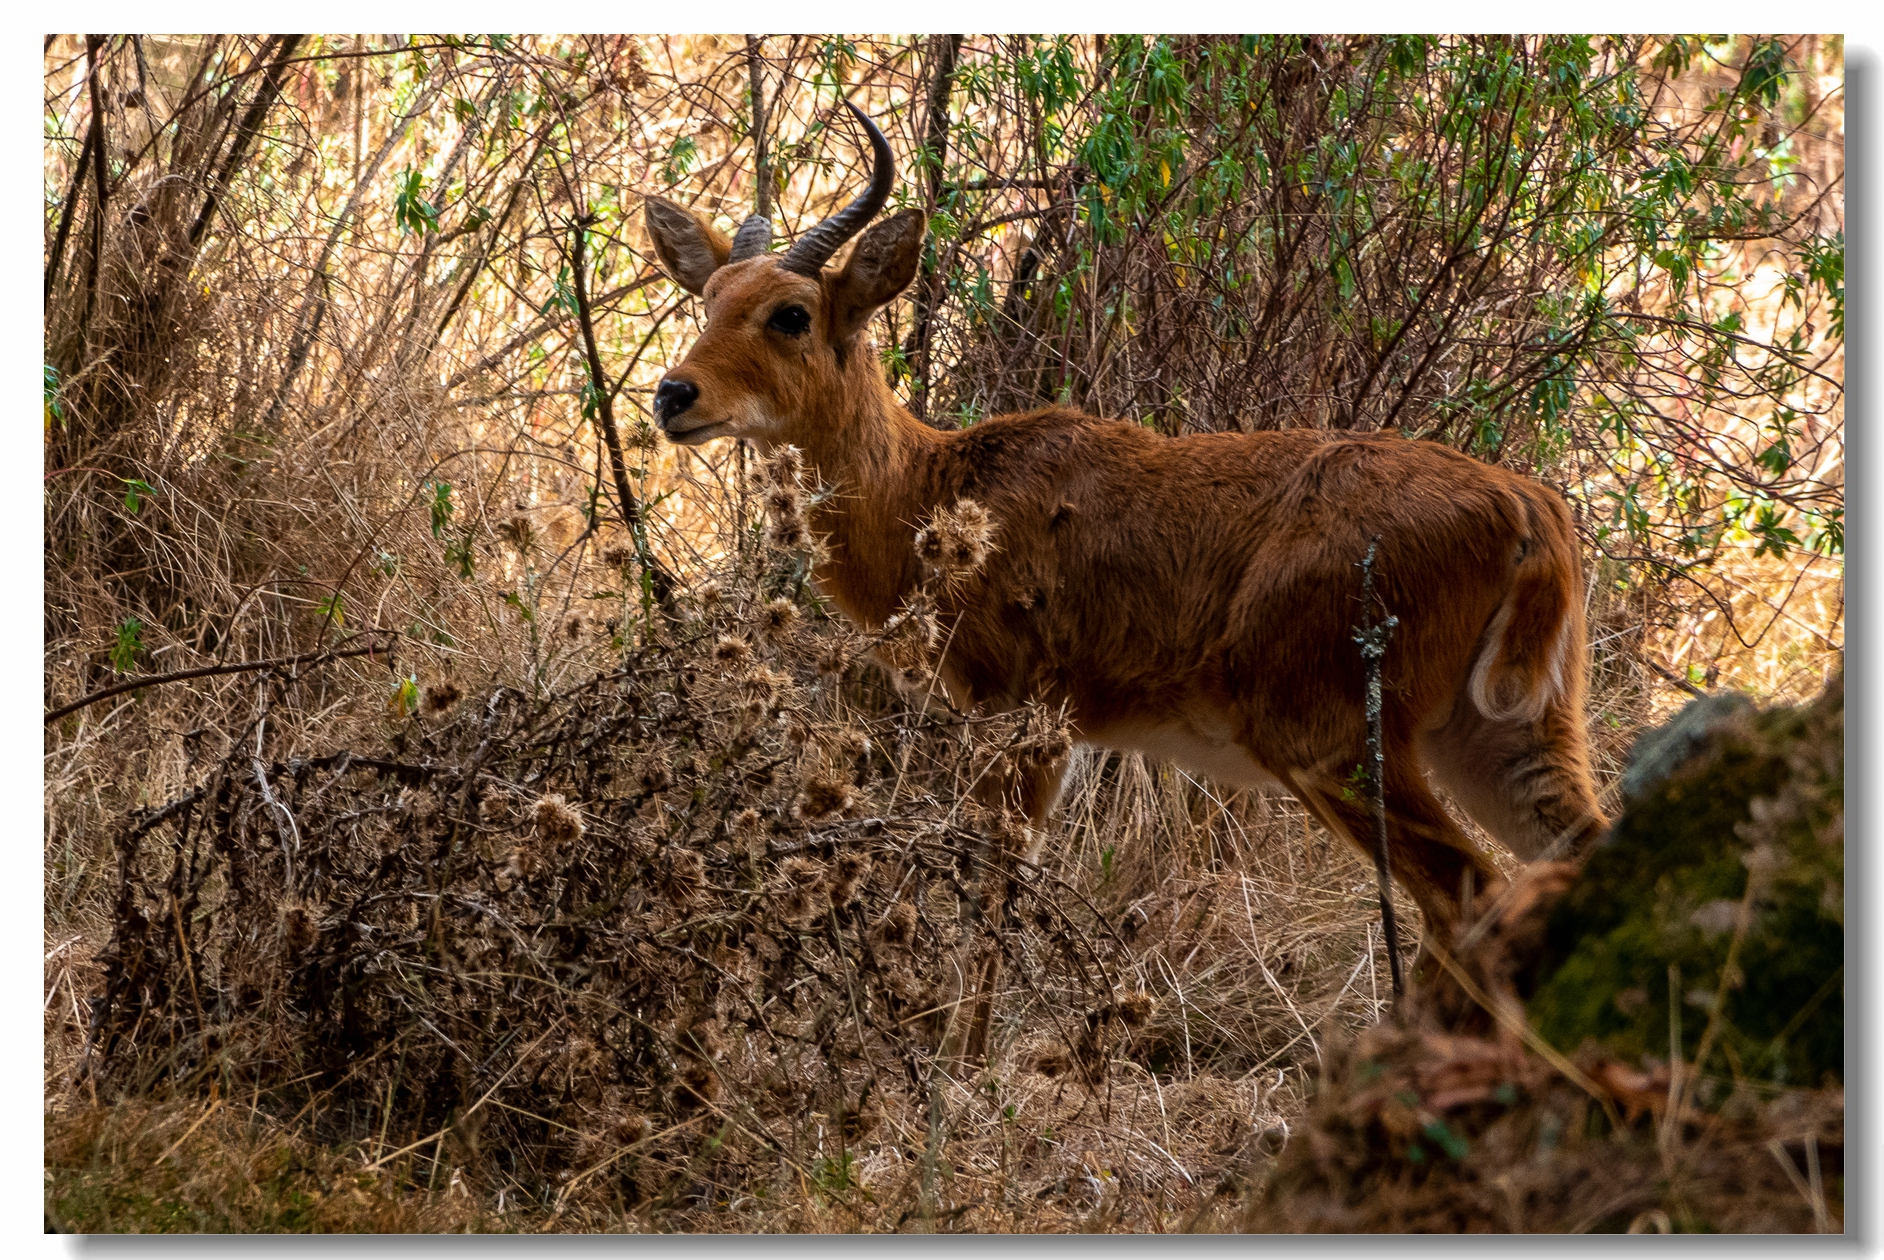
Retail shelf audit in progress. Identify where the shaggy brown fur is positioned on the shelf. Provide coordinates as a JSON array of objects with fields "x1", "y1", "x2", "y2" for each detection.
[{"x1": 645, "y1": 197, "x2": 1606, "y2": 952}]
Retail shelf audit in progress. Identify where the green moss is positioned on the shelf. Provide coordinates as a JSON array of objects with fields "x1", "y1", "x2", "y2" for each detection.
[{"x1": 1528, "y1": 678, "x2": 1842, "y2": 1089}]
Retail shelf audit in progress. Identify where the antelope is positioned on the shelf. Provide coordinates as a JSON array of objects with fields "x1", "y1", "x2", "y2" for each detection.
[{"x1": 643, "y1": 103, "x2": 1606, "y2": 995}]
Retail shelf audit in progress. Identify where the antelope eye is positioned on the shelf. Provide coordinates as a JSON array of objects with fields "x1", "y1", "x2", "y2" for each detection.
[{"x1": 767, "y1": 304, "x2": 811, "y2": 336}]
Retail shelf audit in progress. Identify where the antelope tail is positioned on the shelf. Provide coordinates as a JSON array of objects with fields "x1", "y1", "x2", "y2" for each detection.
[{"x1": 1467, "y1": 490, "x2": 1580, "y2": 724}]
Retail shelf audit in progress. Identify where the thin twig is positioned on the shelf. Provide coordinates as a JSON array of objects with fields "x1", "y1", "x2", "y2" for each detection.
[
  {"x1": 1352, "y1": 537, "x2": 1404, "y2": 997},
  {"x1": 565, "y1": 216, "x2": 677, "y2": 611},
  {"x1": 186, "y1": 35, "x2": 305, "y2": 250},
  {"x1": 45, "y1": 632, "x2": 397, "y2": 725}
]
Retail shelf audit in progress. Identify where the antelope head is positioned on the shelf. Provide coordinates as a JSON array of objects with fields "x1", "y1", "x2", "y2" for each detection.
[{"x1": 643, "y1": 103, "x2": 926, "y2": 454}]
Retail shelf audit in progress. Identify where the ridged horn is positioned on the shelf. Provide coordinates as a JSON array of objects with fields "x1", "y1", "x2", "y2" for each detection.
[
  {"x1": 777, "y1": 101, "x2": 895, "y2": 277},
  {"x1": 727, "y1": 212, "x2": 773, "y2": 261}
]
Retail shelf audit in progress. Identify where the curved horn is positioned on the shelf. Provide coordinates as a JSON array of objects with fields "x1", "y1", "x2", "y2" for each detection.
[
  {"x1": 777, "y1": 101, "x2": 895, "y2": 277},
  {"x1": 727, "y1": 212, "x2": 774, "y2": 262}
]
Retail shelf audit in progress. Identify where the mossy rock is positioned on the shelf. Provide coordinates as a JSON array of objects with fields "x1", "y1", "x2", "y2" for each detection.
[{"x1": 1527, "y1": 674, "x2": 1842, "y2": 1090}]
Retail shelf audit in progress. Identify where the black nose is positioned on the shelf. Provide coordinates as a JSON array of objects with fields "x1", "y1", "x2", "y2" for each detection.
[{"x1": 655, "y1": 378, "x2": 698, "y2": 426}]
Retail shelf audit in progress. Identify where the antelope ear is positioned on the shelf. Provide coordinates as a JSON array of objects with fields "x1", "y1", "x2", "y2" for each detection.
[
  {"x1": 644, "y1": 197, "x2": 733, "y2": 295},
  {"x1": 829, "y1": 209, "x2": 926, "y2": 341}
]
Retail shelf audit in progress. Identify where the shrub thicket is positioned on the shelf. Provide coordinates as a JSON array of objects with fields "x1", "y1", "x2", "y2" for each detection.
[{"x1": 45, "y1": 35, "x2": 1843, "y2": 1231}]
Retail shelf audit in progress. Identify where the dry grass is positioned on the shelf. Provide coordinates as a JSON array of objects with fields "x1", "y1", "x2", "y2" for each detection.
[{"x1": 44, "y1": 34, "x2": 1842, "y2": 1232}]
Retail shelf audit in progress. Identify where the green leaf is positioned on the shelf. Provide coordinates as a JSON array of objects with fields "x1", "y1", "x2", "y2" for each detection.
[
  {"x1": 659, "y1": 135, "x2": 698, "y2": 185},
  {"x1": 426, "y1": 480, "x2": 455, "y2": 538},
  {"x1": 445, "y1": 533, "x2": 476, "y2": 579},
  {"x1": 393, "y1": 167, "x2": 440, "y2": 235},
  {"x1": 44, "y1": 364, "x2": 63, "y2": 427},
  {"x1": 121, "y1": 478, "x2": 154, "y2": 514},
  {"x1": 501, "y1": 591, "x2": 535, "y2": 623},
  {"x1": 390, "y1": 674, "x2": 419, "y2": 718},
  {"x1": 109, "y1": 618, "x2": 143, "y2": 674},
  {"x1": 1421, "y1": 1119, "x2": 1470, "y2": 1161},
  {"x1": 1751, "y1": 503, "x2": 1801, "y2": 559},
  {"x1": 1806, "y1": 508, "x2": 1843, "y2": 558}
]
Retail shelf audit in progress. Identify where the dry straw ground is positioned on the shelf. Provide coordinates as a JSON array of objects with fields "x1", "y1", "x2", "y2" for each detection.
[{"x1": 45, "y1": 35, "x2": 1841, "y2": 1231}]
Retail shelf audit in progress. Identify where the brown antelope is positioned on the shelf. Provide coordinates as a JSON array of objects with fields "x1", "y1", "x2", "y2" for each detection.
[{"x1": 643, "y1": 104, "x2": 1606, "y2": 984}]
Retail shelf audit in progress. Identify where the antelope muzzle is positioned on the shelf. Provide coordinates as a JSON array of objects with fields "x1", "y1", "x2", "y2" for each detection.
[{"x1": 654, "y1": 377, "x2": 698, "y2": 428}]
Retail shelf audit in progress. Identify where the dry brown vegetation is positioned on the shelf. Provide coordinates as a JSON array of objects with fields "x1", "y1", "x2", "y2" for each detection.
[{"x1": 45, "y1": 35, "x2": 1841, "y2": 1232}]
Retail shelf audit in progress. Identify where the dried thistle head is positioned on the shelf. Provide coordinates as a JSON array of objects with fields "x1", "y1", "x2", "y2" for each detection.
[
  {"x1": 611, "y1": 1110, "x2": 652, "y2": 1146},
  {"x1": 712, "y1": 636, "x2": 753, "y2": 669},
  {"x1": 423, "y1": 680, "x2": 463, "y2": 714},
  {"x1": 403, "y1": 788, "x2": 441, "y2": 821},
  {"x1": 1012, "y1": 704, "x2": 1077, "y2": 769},
  {"x1": 780, "y1": 856, "x2": 823, "y2": 887},
  {"x1": 1114, "y1": 991, "x2": 1155, "y2": 1028},
  {"x1": 1025, "y1": 726, "x2": 1074, "y2": 768},
  {"x1": 775, "y1": 890, "x2": 810, "y2": 927},
  {"x1": 762, "y1": 483, "x2": 802, "y2": 523},
  {"x1": 876, "y1": 900, "x2": 918, "y2": 947},
  {"x1": 766, "y1": 513, "x2": 808, "y2": 552},
  {"x1": 502, "y1": 845, "x2": 544, "y2": 882},
  {"x1": 914, "y1": 498, "x2": 996, "y2": 582},
  {"x1": 825, "y1": 726, "x2": 870, "y2": 764},
  {"x1": 761, "y1": 444, "x2": 805, "y2": 489},
  {"x1": 281, "y1": 903, "x2": 320, "y2": 957},
  {"x1": 675, "y1": 1059, "x2": 722, "y2": 1108},
  {"x1": 737, "y1": 666, "x2": 790, "y2": 722},
  {"x1": 602, "y1": 542, "x2": 634, "y2": 571},
  {"x1": 893, "y1": 661, "x2": 936, "y2": 697},
  {"x1": 696, "y1": 580, "x2": 725, "y2": 606},
  {"x1": 882, "y1": 960, "x2": 925, "y2": 1000},
  {"x1": 815, "y1": 638, "x2": 853, "y2": 677},
  {"x1": 733, "y1": 807, "x2": 765, "y2": 860},
  {"x1": 637, "y1": 752, "x2": 674, "y2": 793},
  {"x1": 795, "y1": 769, "x2": 854, "y2": 820},
  {"x1": 977, "y1": 806, "x2": 1028, "y2": 858},
  {"x1": 876, "y1": 604, "x2": 941, "y2": 690},
  {"x1": 830, "y1": 851, "x2": 873, "y2": 905},
  {"x1": 498, "y1": 513, "x2": 536, "y2": 552},
  {"x1": 882, "y1": 602, "x2": 939, "y2": 650},
  {"x1": 534, "y1": 794, "x2": 584, "y2": 849},
  {"x1": 559, "y1": 1035, "x2": 608, "y2": 1078},
  {"x1": 1032, "y1": 1046, "x2": 1074, "y2": 1078},
  {"x1": 772, "y1": 866, "x2": 832, "y2": 929},
  {"x1": 758, "y1": 597, "x2": 800, "y2": 642},
  {"x1": 681, "y1": 1017, "x2": 726, "y2": 1061},
  {"x1": 659, "y1": 846, "x2": 706, "y2": 903}
]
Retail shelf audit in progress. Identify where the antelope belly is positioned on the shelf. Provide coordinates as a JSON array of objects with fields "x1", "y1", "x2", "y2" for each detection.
[{"x1": 1096, "y1": 718, "x2": 1283, "y2": 790}]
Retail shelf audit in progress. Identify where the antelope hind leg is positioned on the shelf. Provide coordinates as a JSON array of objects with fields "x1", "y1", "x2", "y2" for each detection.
[{"x1": 1289, "y1": 764, "x2": 1507, "y2": 986}]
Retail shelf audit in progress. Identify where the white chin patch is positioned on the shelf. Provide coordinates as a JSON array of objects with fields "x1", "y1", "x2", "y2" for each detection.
[
  {"x1": 669, "y1": 421, "x2": 734, "y2": 446},
  {"x1": 671, "y1": 401, "x2": 781, "y2": 447}
]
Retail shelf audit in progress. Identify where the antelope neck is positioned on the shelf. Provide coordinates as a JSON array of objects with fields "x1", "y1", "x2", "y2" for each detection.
[{"x1": 792, "y1": 371, "x2": 944, "y2": 630}]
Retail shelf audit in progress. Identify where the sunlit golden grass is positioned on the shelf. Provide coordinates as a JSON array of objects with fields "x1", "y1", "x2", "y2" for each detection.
[{"x1": 45, "y1": 33, "x2": 1841, "y2": 1232}]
